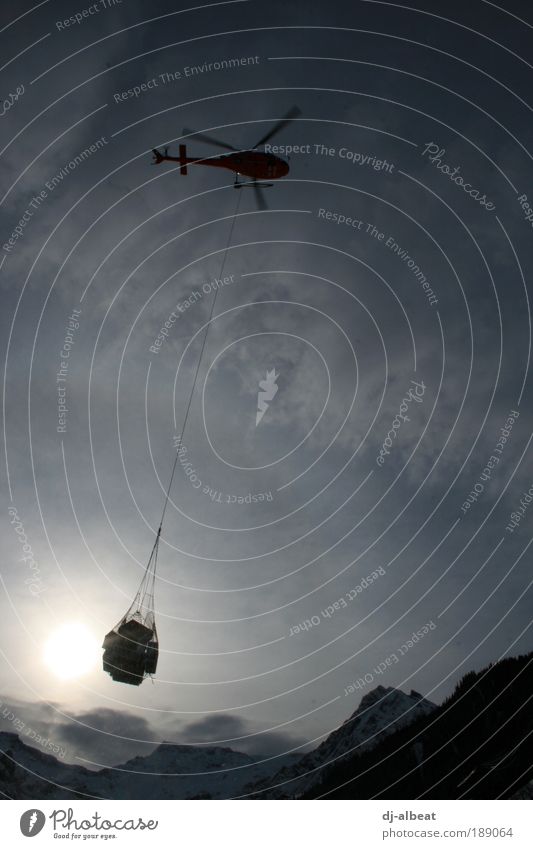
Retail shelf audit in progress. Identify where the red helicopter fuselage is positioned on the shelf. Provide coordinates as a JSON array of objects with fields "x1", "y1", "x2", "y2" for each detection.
[{"x1": 152, "y1": 145, "x2": 289, "y2": 181}]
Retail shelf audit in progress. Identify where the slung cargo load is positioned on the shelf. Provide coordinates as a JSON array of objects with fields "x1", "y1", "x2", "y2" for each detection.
[{"x1": 102, "y1": 529, "x2": 160, "y2": 686}]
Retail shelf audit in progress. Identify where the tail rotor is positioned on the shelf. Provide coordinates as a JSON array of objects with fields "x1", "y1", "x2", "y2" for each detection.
[{"x1": 151, "y1": 145, "x2": 187, "y2": 174}]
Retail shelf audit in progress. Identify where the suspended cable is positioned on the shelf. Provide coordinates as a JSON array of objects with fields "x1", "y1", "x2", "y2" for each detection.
[{"x1": 157, "y1": 188, "x2": 243, "y2": 534}]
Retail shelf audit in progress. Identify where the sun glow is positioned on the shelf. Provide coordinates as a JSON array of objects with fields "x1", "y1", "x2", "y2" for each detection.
[{"x1": 43, "y1": 622, "x2": 100, "y2": 680}]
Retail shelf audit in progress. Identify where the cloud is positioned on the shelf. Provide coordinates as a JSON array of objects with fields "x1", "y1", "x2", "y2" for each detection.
[
  {"x1": 0, "y1": 695, "x2": 306, "y2": 766},
  {"x1": 0, "y1": 696, "x2": 160, "y2": 768},
  {"x1": 177, "y1": 712, "x2": 308, "y2": 756},
  {"x1": 54, "y1": 708, "x2": 161, "y2": 766}
]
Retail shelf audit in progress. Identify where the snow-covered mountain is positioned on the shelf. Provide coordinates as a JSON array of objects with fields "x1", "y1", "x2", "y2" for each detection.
[
  {"x1": 0, "y1": 732, "x2": 299, "y2": 799},
  {"x1": 244, "y1": 686, "x2": 437, "y2": 798},
  {"x1": 0, "y1": 732, "x2": 95, "y2": 799},
  {"x1": 92, "y1": 744, "x2": 301, "y2": 799},
  {"x1": 0, "y1": 686, "x2": 435, "y2": 799}
]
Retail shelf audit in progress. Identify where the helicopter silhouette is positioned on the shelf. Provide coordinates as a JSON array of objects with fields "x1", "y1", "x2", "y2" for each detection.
[{"x1": 152, "y1": 107, "x2": 300, "y2": 209}]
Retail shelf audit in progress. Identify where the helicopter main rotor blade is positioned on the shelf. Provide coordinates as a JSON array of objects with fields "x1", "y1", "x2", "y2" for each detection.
[
  {"x1": 252, "y1": 106, "x2": 301, "y2": 149},
  {"x1": 254, "y1": 183, "x2": 268, "y2": 211},
  {"x1": 182, "y1": 127, "x2": 237, "y2": 151}
]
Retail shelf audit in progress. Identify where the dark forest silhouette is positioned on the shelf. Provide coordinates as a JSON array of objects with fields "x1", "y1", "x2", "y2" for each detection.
[{"x1": 302, "y1": 652, "x2": 532, "y2": 799}]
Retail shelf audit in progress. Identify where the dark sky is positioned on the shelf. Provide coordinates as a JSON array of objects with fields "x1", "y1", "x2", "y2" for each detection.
[{"x1": 1, "y1": 0, "x2": 532, "y2": 771}]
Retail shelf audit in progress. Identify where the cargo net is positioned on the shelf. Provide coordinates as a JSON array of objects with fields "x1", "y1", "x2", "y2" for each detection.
[{"x1": 102, "y1": 531, "x2": 159, "y2": 686}]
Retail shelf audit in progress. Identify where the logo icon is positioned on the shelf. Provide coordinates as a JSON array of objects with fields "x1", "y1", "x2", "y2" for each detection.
[
  {"x1": 20, "y1": 810, "x2": 46, "y2": 837},
  {"x1": 256, "y1": 369, "x2": 279, "y2": 426}
]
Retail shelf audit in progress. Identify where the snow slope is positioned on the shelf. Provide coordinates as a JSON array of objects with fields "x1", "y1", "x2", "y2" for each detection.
[{"x1": 0, "y1": 732, "x2": 299, "y2": 799}]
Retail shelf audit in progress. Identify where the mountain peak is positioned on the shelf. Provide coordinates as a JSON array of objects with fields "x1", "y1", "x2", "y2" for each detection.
[
  {"x1": 247, "y1": 685, "x2": 437, "y2": 798},
  {"x1": 345, "y1": 685, "x2": 435, "y2": 724},
  {"x1": 118, "y1": 739, "x2": 258, "y2": 776},
  {"x1": 349, "y1": 684, "x2": 392, "y2": 714}
]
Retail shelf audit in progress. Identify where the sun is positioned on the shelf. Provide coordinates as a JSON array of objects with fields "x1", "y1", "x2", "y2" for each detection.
[{"x1": 43, "y1": 622, "x2": 100, "y2": 680}]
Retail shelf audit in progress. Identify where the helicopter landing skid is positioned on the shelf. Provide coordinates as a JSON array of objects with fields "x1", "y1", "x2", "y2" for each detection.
[{"x1": 233, "y1": 180, "x2": 274, "y2": 189}]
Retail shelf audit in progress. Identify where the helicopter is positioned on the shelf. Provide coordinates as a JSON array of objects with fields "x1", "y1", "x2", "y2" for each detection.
[{"x1": 151, "y1": 107, "x2": 300, "y2": 209}]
